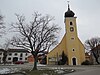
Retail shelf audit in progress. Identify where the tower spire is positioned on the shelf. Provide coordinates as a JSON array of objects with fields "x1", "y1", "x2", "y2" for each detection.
[{"x1": 67, "y1": 1, "x2": 70, "y2": 10}]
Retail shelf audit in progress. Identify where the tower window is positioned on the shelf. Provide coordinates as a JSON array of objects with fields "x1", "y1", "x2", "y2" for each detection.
[
  {"x1": 71, "y1": 37, "x2": 74, "y2": 40},
  {"x1": 14, "y1": 53, "x2": 17, "y2": 56},
  {"x1": 72, "y1": 49, "x2": 75, "y2": 51},
  {"x1": 70, "y1": 22, "x2": 73, "y2": 25},
  {"x1": 70, "y1": 27, "x2": 74, "y2": 32}
]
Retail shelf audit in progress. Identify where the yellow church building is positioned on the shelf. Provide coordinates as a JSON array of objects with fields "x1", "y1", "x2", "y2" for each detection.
[{"x1": 47, "y1": 4, "x2": 85, "y2": 65}]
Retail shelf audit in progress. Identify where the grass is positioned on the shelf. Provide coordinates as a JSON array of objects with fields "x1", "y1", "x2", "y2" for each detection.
[
  {"x1": 25, "y1": 69, "x2": 75, "y2": 75},
  {"x1": 25, "y1": 69, "x2": 58, "y2": 75}
]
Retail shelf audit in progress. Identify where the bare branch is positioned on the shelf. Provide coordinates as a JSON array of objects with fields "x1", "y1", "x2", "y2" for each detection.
[{"x1": 0, "y1": 13, "x2": 6, "y2": 37}]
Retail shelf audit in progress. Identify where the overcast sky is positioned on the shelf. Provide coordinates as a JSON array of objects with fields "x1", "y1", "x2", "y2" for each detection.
[{"x1": 0, "y1": 0, "x2": 100, "y2": 44}]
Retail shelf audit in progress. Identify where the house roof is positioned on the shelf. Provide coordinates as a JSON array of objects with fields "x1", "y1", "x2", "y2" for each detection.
[
  {"x1": 0, "y1": 49, "x2": 5, "y2": 52},
  {"x1": 7, "y1": 49, "x2": 30, "y2": 53}
]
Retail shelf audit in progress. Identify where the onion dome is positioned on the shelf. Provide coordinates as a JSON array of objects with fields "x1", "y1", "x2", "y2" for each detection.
[{"x1": 64, "y1": 4, "x2": 75, "y2": 18}]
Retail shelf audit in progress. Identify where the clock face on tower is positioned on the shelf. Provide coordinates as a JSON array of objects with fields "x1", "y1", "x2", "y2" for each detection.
[{"x1": 70, "y1": 27, "x2": 74, "y2": 32}]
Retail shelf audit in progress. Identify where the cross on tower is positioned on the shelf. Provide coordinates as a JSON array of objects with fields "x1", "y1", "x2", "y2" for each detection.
[
  {"x1": 67, "y1": 0, "x2": 70, "y2": 10},
  {"x1": 67, "y1": 0, "x2": 70, "y2": 4}
]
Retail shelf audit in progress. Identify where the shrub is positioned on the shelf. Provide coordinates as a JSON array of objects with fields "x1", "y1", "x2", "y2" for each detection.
[
  {"x1": 57, "y1": 51, "x2": 68, "y2": 65},
  {"x1": 81, "y1": 60, "x2": 92, "y2": 65}
]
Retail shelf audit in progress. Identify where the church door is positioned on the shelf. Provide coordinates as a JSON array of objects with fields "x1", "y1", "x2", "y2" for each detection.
[{"x1": 72, "y1": 58, "x2": 76, "y2": 65}]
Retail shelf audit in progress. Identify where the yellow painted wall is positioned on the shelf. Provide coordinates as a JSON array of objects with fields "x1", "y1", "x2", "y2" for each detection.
[
  {"x1": 78, "y1": 38, "x2": 86, "y2": 64},
  {"x1": 47, "y1": 34, "x2": 67, "y2": 64}
]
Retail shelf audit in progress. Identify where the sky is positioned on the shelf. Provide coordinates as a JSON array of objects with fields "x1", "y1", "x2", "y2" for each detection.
[{"x1": 0, "y1": 0, "x2": 100, "y2": 44}]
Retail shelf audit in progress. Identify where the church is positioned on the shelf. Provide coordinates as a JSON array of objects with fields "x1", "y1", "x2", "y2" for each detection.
[{"x1": 47, "y1": 4, "x2": 85, "y2": 65}]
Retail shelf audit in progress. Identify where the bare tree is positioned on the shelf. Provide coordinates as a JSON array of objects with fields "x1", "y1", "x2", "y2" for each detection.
[
  {"x1": 1, "y1": 39, "x2": 11, "y2": 65},
  {"x1": 0, "y1": 13, "x2": 5, "y2": 37},
  {"x1": 0, "y1": 13, "x2": 6, "y2": 64},
  {"x1": 11, "y1": 12, "x2": 60, "y2": 70},
  {"x1": 84, "y1": 37, "x2": 100, "y2": 64}
]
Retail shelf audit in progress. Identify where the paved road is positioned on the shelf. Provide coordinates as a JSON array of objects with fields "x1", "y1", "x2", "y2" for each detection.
[{"x1": 66, "y1": 66, "x2": 100, "y2": 75}]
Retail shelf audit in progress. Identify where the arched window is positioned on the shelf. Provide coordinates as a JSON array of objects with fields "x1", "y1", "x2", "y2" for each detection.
[
  {"x1": 20, "y1": 53, "x2": 23, "y2": 57},
  {"x1": 70, "y1": 22, "x2": 73, "y2": 25}
]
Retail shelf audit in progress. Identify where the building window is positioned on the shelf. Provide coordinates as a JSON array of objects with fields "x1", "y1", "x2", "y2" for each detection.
[
  {"x1": 48, "y1": 57, "x2": 56, "y2": 61},
  {"x1": 20, "y1": 58, "x2": 22, "y2": 60},
  {"x1": 0, "y1": 53, "x2": 2, "y2": 55},
  {"x1": 70, "y1": 22, "x2": 73, "y2": 25},
  {"x1": 14, "y1": 53, "x2": 17, "y2": 56},
  {"x1": 25, "y1": 58, "x2": 27, "y2": 60},
  {"x1": 9, "y1": 53, "x2": 12, "y2": 56},
  {"x1": 25, "y1": 53, "x2": 27, "y2": 56},
  {"x1": 70, "y1": 27, "x2": 74, "y2": 32},
  {"x1": 8, "y1": 57, "x2": 11, "y2": 60},
  {"x1": 20, "y1": 53, "x2": 23, "y2": 57}
]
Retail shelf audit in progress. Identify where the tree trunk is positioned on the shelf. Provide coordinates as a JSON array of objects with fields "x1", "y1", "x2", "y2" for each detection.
[
  {"x1": 95, "y1": 58, "x2": 100, "y2": 64},
  {"x1": 92, "y1": 52, "x2": 100, "y2": 64},
  {"x1": 32, "y1": 55, "x2": 38, "y2": 70},
  {"x1": 3, "y1": 52, "x2": 7, "y2": 65}
]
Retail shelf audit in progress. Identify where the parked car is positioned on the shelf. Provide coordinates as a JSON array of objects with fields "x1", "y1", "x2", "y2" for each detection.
[{"x1": 14, "y1": 61, "x2": 24, "y2": 64}]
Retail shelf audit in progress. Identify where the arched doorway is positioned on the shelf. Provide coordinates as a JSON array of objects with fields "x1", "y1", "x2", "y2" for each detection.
[
  {"x1": 72, "y1": 58, "x2": 76, "y2": 65},
  {"x1": 13, "y1": 57, "x2": 18, "y2": 62}
]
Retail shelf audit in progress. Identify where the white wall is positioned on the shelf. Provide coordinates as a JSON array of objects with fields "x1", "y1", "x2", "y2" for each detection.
[
  {"x1": 0, "y1": 52, "x2": 4, "y2": 63},
  {"x1": 6, "y1": 52, "x2": 30, "y2": 62}
]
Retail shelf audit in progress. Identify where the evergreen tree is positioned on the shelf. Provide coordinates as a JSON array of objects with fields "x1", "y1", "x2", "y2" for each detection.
[
  {"x1": 61, "y1": 51, "x2": 68, "y2": 65},
  {"x1": 58, "y1": 51, "x2": 68, "y2": 65}
]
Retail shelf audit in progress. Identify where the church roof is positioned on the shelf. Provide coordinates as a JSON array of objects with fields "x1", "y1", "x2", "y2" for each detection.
[
  {"x1": 7, "y1": 49, "x2": 29, "y2": 53},
  {"x1": 0, "y1": 49, "x2": 5, "y2": 52}
]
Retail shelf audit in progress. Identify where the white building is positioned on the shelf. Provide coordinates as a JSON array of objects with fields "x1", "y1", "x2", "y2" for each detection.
[
  {"x1": 0, "y1": 49, "x2": 31, "y2": 63},
  {"x1": 0, "y1": 49, "x2": 4, "y2": 63}
]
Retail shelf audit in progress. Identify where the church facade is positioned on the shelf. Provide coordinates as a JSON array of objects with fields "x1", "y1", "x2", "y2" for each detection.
[{"x1": 47, "y1": 4, "x2": 85, "y2": 65}]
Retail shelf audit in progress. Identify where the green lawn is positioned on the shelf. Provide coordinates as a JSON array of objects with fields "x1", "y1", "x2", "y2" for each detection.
[
  {"x1": 25, "y1": 70, "x2": 58, "y2": 75},
  {"x1": 25, "y1": 69, "x2": 75, "y2": 75}
]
